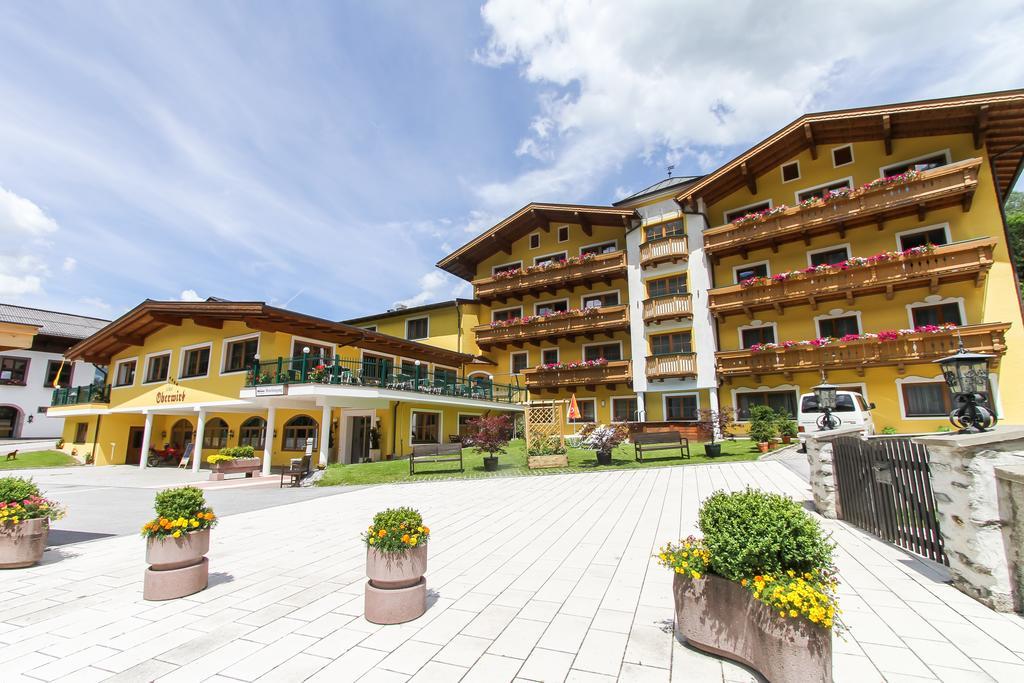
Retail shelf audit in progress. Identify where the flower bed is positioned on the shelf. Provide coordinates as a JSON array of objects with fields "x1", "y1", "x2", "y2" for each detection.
[
  {"x1": 492, "y1": 252, "x2": 597, "y2": 280},
  {"x1": 489, "y1": 306, "x2": 601, "y2": 329},
  {"x1": 534, "y1": 358, "x2": 607, "y2": 371},
  {"x1": 748, "y1": 323, "x2": 958, "y2": 352},
  {"x1": 739, "y1": 244, "x2": 935, "y2": 288}
]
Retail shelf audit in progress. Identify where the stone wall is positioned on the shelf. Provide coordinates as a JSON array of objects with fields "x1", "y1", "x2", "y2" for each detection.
[
  {"x1": 803, "y1": 426, "x2": 865, "y2": 520},
  {"x1": 995, "y1": 464, "x2": 1024, "y2": 612}
]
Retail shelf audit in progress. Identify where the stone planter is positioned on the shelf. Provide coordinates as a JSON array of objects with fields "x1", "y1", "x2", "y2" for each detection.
[
  {"x1": 144, "y1": 528, "x2": 210, "y2": 600},
  {"x1": 674, "y1": 573, "x2": 832, "y2": 683},
  {"x1": 365, "y1": 545, "x2": 427, "y2": 624},
  {"x1": 209, "y1": 458, "x2": 262, "y2": 481},
  {"x1": 0, "y1": 518, "x2": 49, "y2": 569}
]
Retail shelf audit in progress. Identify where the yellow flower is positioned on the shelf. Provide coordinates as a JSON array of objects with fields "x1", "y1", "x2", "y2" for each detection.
[
  {"x1": 789, "y1": 610, "x2": 798, "y2": 618},
  {"x1": 172, "y1": 531, "x2": 181, "y2": 538},
  {"x1": 740, "y1": 579, "x2": 748, "y2": 587},
  {"x1": 691, "y1": 571, "x2": 701, "y2": 580},
  {"x1": 369, "y1": 538, "x2": 376, "y2": 545}
]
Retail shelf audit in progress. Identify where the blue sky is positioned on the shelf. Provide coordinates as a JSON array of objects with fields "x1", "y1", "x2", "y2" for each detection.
[{"x1": 1, "y1": 0, "x2": 1022, "y2": 322}]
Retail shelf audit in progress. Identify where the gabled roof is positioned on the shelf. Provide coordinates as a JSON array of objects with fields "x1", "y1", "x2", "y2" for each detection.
[
  {"x1": 343, "y1": 299, "x2": 477, "y2": 325},
  {"x1": 0, "y1": 303, "x2": 109, "y2": 340},
  {"x1": 676, "y1": 89, "x2": 1024, "y2": 209},
  {"x1": 63, "y1": 300, "x2": 483, "y2": 368},
  {"x1": 437, "y1": 203, "x2": 637, "y2": 281},
  {"x1": 613, "y1": 175, "x2": 701, "y2": 206}
]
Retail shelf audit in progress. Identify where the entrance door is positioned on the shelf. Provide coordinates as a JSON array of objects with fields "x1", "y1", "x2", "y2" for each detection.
[
  {"x1": 0, "y1": 406, "x2": 19, "y2": 438},
  {"x1": 350, "y1": 416, "x2": 370, "y2": 463},
  {"x1": 126, "y1": 426, "x2": 145, "y2": 465}
]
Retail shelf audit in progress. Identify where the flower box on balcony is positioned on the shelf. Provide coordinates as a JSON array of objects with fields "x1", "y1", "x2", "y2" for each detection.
[
  {"x1": 473, "y1": 251, "x2": 626, "y2": 302},
  {"x1": 474, "y1": 305, "x2": 629, "y2": 348}
]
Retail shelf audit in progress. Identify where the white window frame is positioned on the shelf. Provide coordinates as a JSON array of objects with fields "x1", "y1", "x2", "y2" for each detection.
[
  {"x1": 894, "y1": 222, "x2": 952, "y2": 251},
  {"x1": 491, "y1": 260, "x2": 523, "y2": 276},
  {"x1": 178, "y1": 342, "x2": 214, "y2": 381},
  {"x1": 737, "y1": 321, "x2": 778, "y2": 349},
  {"x1": 142, "y1": 349, "x2": 172, "y2": 385},
  {"x1": 529, "y1": 232, "x2": 541, "y2": 250},
  {"x1": 491, "y1": 305, "x2": 523, "y2": 323},
  {"x1": 663, "y1": 392, "x2": 701, "y2": 422},
  {"x1": 732, "y1": 260, "x2": 771, "y2": 284},
  {"x1": 220, "y1": 332, "x2": 261, "y2": 375},
  {"x1": 780, "y1": 160, "x2": 801, "y2": 184},
  {"x1": 533, "y1": 298, "x2": 570, "y2": 316},
  {"x1": 905, "y1": 295, "x2": 967, "y2": 329},
  {"x1": 457, "y1": 412, "x2": 484, "y2": 436},
  {"x1": 540, "y1": 347, "x2": 560, "y2": 365},
  {"x1": 794, "y1": 176, "x2": 854, "y2": 204},
  {"x1": 581, "y1": 340, "x2": 623, "y2": 362},
  {"x1": 581, "y1": 289, "x2": 621, "y2": 309},
  {"x1": 289, "y1": 335, "x2": 337, "y2": 359},
  {"x1": 533, "y1": 251, "x2": 568, "y2": 267},
  {"x1": 722, "y1": 199, "x2": 773, "y2": 226},
  {"x1": 409, "y1": 409, "x2": 442, "y2": 445},
  {"x1": 895, "y1": 375, "x2": 958, "y2": 421},
  {"x1": 557, "y1": 226, "x2": 570, "y2": 242},
  {"x1": 730, "y1": 384, "x2": 800, "y2": 423},
  {"x1": 569, "y1": 397, "x2": 597, "y2": 423},
  {"x1": 111, "y1": 356, "x2": 139, "y2": 389},
  {"x1": 610, "y1": 395, "x2": 639, "y2": 423},
  {"x1": 806, "y1": 242, "x2": 851, "y2": 267},
  {"x1": 509, "y1": 350, "x2": 529, "y2": 374},
  {"x1": 360, "y1": 349, "x2": 396, "y2": 365},
  {"x1": 831, "y1": 144, "x2": 854, "y2": 168},
  {"x1": 813, "y1": 308, "x2": 863, "y2": 338},
  {"x1": 579, "y1": 239, "x2": 618, "y2": 256},
  {"x1": 405, "y1": 316, "x2": 430, "y2": 341},
  {"x1": 880, "y1": 149, "x2": 951, "y2": 178}
]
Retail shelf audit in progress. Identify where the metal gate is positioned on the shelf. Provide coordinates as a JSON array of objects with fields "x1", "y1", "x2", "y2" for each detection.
[{"x1": 833, "y1": 436, "x2": 947, "y2": 565}]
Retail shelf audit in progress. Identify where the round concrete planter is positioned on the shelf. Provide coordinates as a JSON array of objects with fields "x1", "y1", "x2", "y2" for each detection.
[
  {"x1": 0, "y1": 518, "x2": 49, "y2": 569},
  {"x1": 144, "y1": 528, "x2": 210, "y2": 601},
  {"x1": 365, "y1": 545, "x2": 427, "y2": 624},
  {"x1": 674, "y1": 572, "x2": 832, "y2": 683}
]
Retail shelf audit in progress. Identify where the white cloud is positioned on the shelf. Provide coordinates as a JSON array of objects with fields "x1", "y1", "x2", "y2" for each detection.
[
  {"x1": 0, "y1": 187, "x2": 59, "y2": 299},
  {"x1": 62, "y1": 256, "x2": 77, "y2": 272},
  {"x1": 179, "y1": 289, "x2": 203, "y2": 302},
  {"x1": 0, "y1": 185, "x2": 59, "y2": 236},
  {"x1": 79, "y1": 296, "x2": 111, "y2": 312},
  {"x1": 395, "y1": 271, "x2": 471, "y2": 308}
]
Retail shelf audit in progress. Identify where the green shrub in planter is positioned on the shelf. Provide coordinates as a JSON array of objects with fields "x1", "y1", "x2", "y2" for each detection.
[
  {"x1": 775, "y1": 410, "x2": 798, "y2": 439},
  {"x1": 154, "y1": 486, "x2": 209, "y2": 522},
  {"x1": 747, "y1": 406, "x2": 778, "y2": 443}
]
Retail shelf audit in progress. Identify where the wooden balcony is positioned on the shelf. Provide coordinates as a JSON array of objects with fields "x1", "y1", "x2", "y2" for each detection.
[
  {"x1": 473, "y1": 251, "x2": 626, "y2": 303},
  {"x1": 704, "y1": 158, "x2": 982, "y2": 260},
  {"x1": 639, "y1": 236, "x2": 689, "y2": 269},
  {"x1": 521, "y1": 360, "x2": 632, "y2": 392},
  {"x1": 645, "y1": 353, "x2": 698, "y2": 381},
  {"x1": 716, "y1": 322, "x2": 1009, "y2": 382},
  {"x1": 708, "y1": 238, "x2": 997, "y2": 318},
  {"x1": 474, "y1": 305, "x2": 629, "y2": 349},
  {"x1": 642, "y1": 294, "x2": 693, "y2": 324}
]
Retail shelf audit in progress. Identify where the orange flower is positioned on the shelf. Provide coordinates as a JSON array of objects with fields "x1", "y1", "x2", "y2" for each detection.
[
  {"x1": 377, "y1": 529, "x2": 387, "y2": 538},
  {"x1": 401, "y1": 534, "x2": 410, "y2": 543}
]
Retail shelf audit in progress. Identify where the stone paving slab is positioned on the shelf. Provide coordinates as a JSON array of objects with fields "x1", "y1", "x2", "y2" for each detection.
[{"x1": 3, "y1": 462, "x2": 1024, "y2": 681}]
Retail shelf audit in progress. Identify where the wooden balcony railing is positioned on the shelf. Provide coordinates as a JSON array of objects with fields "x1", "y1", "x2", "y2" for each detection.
[
  {"x1": 705, "y1": 158, "x2": 982, "y2": 260},
  {"x1": 521, "y1": 360, "x2": 632, "y2": 392},
  {"x1": 716, "y1": 323, "x2": 1009, "y2": 381},
  {"x1": 474, "y1": 305, "x2": 629, "y2": 349},
  {"x1": 708, "y1": 238, "x2": 997, "y2": 318},
  {"x1": 639, "y1": 236, "x2": 689, "y2": 269},
  {"x1": 473, "y1": 251, "x2": 627, "y2": 303},
  {"x1": 642, "y1": 294, "x2": 693, "y2": 324},
  {"x1": 646, "y1": 353, "x2": 698, "y2": 381}
]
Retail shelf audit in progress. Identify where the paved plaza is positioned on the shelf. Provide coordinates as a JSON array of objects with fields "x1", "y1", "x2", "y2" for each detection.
[{"x1": 3, "y1": 462, "x2": 1024, "y2": 682}]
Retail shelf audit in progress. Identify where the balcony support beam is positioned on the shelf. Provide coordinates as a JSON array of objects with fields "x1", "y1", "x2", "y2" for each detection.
[
  {"x1": 974, "y1": 105, "x2": 989, "y2": 150},
  {"x1": 804, "y1": 123, "x2": 817, "y2": 160},
  {"x1": 882, "y1": 114, "x2": 893, "y2": 155},
  {"x1": 741, "y1": 162, "x2": 756, "y2": 194}
]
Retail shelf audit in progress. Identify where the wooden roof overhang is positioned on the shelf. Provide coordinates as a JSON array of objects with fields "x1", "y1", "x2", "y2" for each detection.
[
  {"x1": 436, "y1": 203, "x2": 638, "y2": 281},
  {"x1": 676, "y1": 89, "x2": 1024, "y2": 209},
  {"x1": 64, "y1": 300, "x2": 485, "y2": 368}
]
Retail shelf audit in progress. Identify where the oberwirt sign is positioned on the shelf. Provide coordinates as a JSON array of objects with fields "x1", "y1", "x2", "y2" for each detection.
[{"x1": 155, "y1": 389, "x2": 187, "y2": 404}]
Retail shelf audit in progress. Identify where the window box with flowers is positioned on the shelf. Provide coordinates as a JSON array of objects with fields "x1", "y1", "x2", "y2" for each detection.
[
  {"x1": 364, "y1": 507, "x2": 431, "y2": 624},
  {"x1": 141, "y1": 486, "x2": 217, "y2": 600},
  {"x1": 0, "y1": 477, "x2": 65, "y2": 569},
  {"x1": 206, "y1": 446, "x2": 262, "y2": 481}
]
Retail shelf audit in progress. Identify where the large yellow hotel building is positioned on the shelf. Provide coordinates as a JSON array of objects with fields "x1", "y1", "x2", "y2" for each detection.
[{"x1": 49, "y1": 90, "x2": 1024, "y2": 466}]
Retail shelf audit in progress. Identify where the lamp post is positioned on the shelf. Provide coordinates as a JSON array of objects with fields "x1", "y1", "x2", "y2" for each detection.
[
  {"x1": 812, "y1": 372, "x2": 840, "y2": 430},
  {"x1": 934, "y1": 338, "x2": 996, "y2": 433}
]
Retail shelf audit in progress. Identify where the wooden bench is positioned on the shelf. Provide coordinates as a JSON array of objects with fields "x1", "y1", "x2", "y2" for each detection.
[
  {"x1": 410, "y1": 443, "x2": 464, "y2": 475},
  {"x1": 280, "y1": 455, "x2": 312, "y2": 488},
  {"x1": 633, "y1": 431, "x2": 690, "y2": 462}
]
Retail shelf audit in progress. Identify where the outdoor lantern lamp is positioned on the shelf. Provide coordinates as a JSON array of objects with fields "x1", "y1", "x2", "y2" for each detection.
[
  {"x1": 934, "y1": 338, "x2": 996, "y2": 432},
  {"x1": 302, "y1": 346, "x2": 311, "y2": 354},
  {"x1": 812, "y1": 371, "x2": 840, "y2": 430}
]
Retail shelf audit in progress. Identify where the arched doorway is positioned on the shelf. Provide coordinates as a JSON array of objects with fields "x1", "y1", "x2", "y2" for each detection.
[
  {"x1": 0, "y1": 406, "x2": 21, "y2": 439},
  {"x1": 169, "y1": 419, "x2": 194, "y2": 450}
]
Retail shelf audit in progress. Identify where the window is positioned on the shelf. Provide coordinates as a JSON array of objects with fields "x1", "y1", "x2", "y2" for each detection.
[
  {"x1": 612, "y1": 397, "x2": 638, "y2": 423},
  {"x1": 734, "y1": 262, "x2": 769, "y2": 283},
  {"x1": 492, "y1": 262, "x2": 522, "y2": 276},
  {"x1": 580, "y1": 241, "x2": 617, "y2": 256},
  {"x1": 817, "y1": 315, "x2": 860, "y2": 338},
  {"x1": 797, "y1": 179, "x2": 852, "y2": 203},
  {"x1": 239, "y1": 417, "x2": 266, "y2": 449},
  {"x1": 292, "y1": 341, "x2": 332, "y2": 362},
  {"x1": 535, "y1": 300, "x2": 568, "y2": 316},
  {"x1": 400, "y1": 360, "x2": 419, "y2": 378},
  {"x1": 781, "y1": 161, "x2": 800, "y2": 183},
  {"x1": 558, "y1": 226, "x2": 569, "y2": 242},
  {"x1": 44, "y1": 360, "x2": 72, "y2": 388},
  {"x1": 0, "y1": 356, "x2": 29, "y2": 385},
  {"x1": 534, "y1": 252, "x2": 567, "y2": 267},
  {"x1": 882, "y1": 152, "x2": 949, "y2": 177},
  {"x1": 569, "y1": 399, "x2": 596, "y2": 423},
  {"x1": 582, "y1": 291, "x2": 619, "y2": 308},
  {"x1": 584, "y1": 343, "x2": 621, "y2": 362},
  {"x1": 113, "y1": 359, "x2": 136, "y2": 387},
  {"x1": 741, "y1": 326, "x2": 775, "y2": 349},
  {"x1": 529, "y1": 233, "x2": 540, "y2": 249},
  {"x1": 832, "y1": 145, "x2": 854, "y2": 167},
  {"x1": 492, "y1": 308, "x2": 522, "y2": 323},
  {"x1": 434, "y1": 367, "x2": 457, "y2": 385},
  {"x1": 202, "y1": 418, "x2": 229, "y2": 450},
  {"x1": 224, "y1": 337, "x2": 258, "y2": 373},
  {"x1": 912, "y1": 303, "x2": 963, "y2": 327},
  {"x1": 724, "y1": 202, "x2": 770, "y2": 224},
  {"x1": 809, "y1": 246, "x2": 849, "y2": 267},
  {"x1": 180, "y1": 346, "x2": 211, "y2": 378},
  {"x1": 902, "y1": 382, "x2": 952, "y2": 417},
  {"x1": 899, "y1": 227, "x2": 949, "y2": 250},
  {"x1": 511, "y1": 352, "x2": 529, "y2": 374},
  {"x1": 647, "y1": 275, "x2": 686, "y2": 298},
  {"x1": 411, "y1": 411, "x2": 440, "y2": 444},
  {"x1": 73, "y1": 422, "x2": 89, "y2": 444},
  {"x1": 665, "y1": 395, "x2": 699, "y2": 421},
  {"x1": 144, "y1": 353, "x2": 170, "y2": 384},
  {"x1": 282, "y1": 415, "x2": 318, "y2": 451},
  {"x1": 361, "y1": 354, "x2": 392, "y2": 383},
  {"x1": 169, "y1": 419, "x2": 193, "y2": 449},
  {"x1": 736, "y1": 391, "x2": 797, "y2": 420},
  {"x1": 542, "y1": 349, "x2": 559, "y2": 365},
  {"x1": 458, "y1": 414, "x2": 481, "y2": 438},
  {"x1": 645, "y1": 220, "x2": 685, "y2": 241},
  {"x1": 651, "y1": 332, "x2": 691, "y2": 356},
  {"x1": 406, "y1": 317, "x2": 429, "y2": 340}
]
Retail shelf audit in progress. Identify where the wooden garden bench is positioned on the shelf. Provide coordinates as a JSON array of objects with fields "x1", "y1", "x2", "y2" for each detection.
[
  {"x1": 410, "y1": 443, "x2": 464, "y2": 474},
  {"x1": 633, "y1": 431, "x2": 690, "y2": 462},
  {"x1": 280, "y1": 455, "x2": 312, "y2": 488}
]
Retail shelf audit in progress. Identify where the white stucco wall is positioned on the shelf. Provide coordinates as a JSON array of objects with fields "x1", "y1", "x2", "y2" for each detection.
[{"x1": 0, "y1": 350, "x2": 98, "y2": 439}]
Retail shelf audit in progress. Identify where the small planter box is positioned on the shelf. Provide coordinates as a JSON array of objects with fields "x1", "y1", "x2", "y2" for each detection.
[
  {"x1": 528, "y1": 454, "x2": 569, "y2": 469},
  {"x1": 144, "y1": 528, "x2": 210, "y2": 600},
  {"x1": 674, "y1": 573, "x2": 832, "y2": 683},
  {"x1": 365, "y1": 545, "x2": 427, "y2": 624},
  {"x1": 209, "y1": 458, "x2": 262, "y2": 481},
  {"x1": 0, "y1": 518, "x2": 49, "y2": 569}
]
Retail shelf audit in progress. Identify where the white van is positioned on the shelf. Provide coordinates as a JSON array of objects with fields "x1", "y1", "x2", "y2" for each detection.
[{"x1": 797, "y1": 390, "x2": 875, "y2": 438}]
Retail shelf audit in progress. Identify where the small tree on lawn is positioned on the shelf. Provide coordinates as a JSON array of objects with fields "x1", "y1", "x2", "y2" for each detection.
[
  {"x1": 463, "y1": 415, "x2": 512, "y2": 462},
  {"x1": 693, "y1": 408, "x2": 737, "y2": 445}
]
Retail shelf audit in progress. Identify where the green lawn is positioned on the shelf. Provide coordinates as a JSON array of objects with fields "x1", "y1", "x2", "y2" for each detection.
[
  {"x1": 318, "y1": 438, "x2": 761, "y2": 487},
  {"x1": 0, "y1": 449, "x2": 79, "y2": 471}
]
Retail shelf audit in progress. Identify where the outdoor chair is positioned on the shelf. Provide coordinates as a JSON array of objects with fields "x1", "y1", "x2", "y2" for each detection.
[{"x1": 280, "y1": 454, "x2": 312, "y2": 488}]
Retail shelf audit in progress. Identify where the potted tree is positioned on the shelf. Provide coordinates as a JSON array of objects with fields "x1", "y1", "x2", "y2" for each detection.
[
  {"x1": 776, "y1": 410, "x2": 798, "y2": 445},
  {"x1": 694, "y1": 408, "x2": 736, "y2": 458},
  {"x1": 0, "y1": 477, "x2": 64, "y2": 569},
  {"x1": 659, "y1": 489, "x2": 838, "y2": 683},
  {"x1": 748, "y1": 405, "x2": 777, "y2": 453},
  {"x1": 580, "y1": 423, "x2": 630, "y2": 466},
  {"x1": 141, "y1": 486, "x2": 217, "y2": 600},
  {"x1": 462, "y1": 415, "x2": 511, "y2": 472},
  {"x1": 364, "y1": 507, "x2": 430, "y2": 624}
]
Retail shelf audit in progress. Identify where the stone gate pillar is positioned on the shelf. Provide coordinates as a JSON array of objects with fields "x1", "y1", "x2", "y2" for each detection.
[{"x1": 803, "y1": 425, "x2": 865, "y2": 519}]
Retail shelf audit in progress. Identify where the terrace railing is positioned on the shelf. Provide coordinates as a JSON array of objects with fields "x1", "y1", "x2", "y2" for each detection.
[
  {"x1": 472, "y1": 251, "x2": 626, "y2": 303},
  {"x1": 474, "y1": 305, "x2": 630, "y2": 349},
  {"x1": 642, "y1": 294, "x2": 693, "y2": 324},
  {"x1": 51, "y1": 383, "x2": 111, "y2": 406},
  {"x1": 639, "y1": 236, "x2": 689, "y2": 269},
  {"x1": 645, "y1": 353, "x2": 698, "y2": 381}
]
